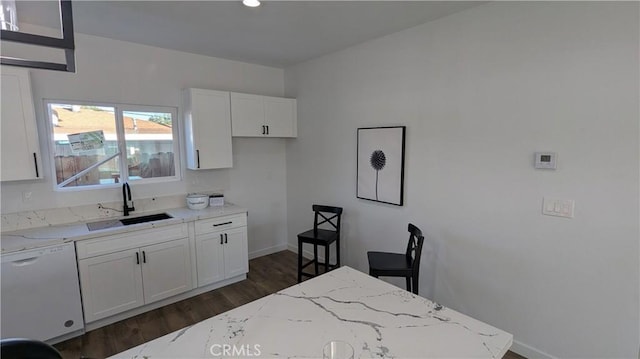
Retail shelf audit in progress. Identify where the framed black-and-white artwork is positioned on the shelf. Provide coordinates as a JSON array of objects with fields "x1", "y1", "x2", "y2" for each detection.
[{"x1": 357, "y1": 126, "x2": 406, "y2": 206}]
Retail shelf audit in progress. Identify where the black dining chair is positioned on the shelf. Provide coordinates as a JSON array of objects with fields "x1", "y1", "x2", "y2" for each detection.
[
  {"x1": 367, "y1": 223, "x2": 425, "y2": 295},
  {"x1": 297, "y1": 204, "x2": 343, "y2": 283},
  {"x1": 0, "y1": 338, "x2": 63, "y2": 359}
]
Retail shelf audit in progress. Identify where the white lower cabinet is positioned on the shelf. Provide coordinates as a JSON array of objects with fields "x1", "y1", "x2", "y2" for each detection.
[
  {"x1": 195, "y1": 231, "x2": 226, "y2": 285},
  {"x1": 141, "y1": 238, "x2": 193, "y2": 304},
  {"x1": 223, "y1": 228, "x2": 249, "y2": 278},
  {"x1": 77, "y1": 224, "x2": 193, "y2": 323},
  {"x1": 75, "y1": 213, "x2": 249, "y2": 326},
  {"x1": 78, "y1": 248, "x2": 145, "y2": 322},
  {"x1": 195, "y1": 214, "x2": 249, "y2": 287}
]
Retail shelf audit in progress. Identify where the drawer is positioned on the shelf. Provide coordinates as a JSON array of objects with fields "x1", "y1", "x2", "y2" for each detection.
[
  {"x1": 76, "y1": 223, "x2": 188, "y2": 259},
  {"x1": 195, "y1": 213, "x2": 247, "y2": 235}
]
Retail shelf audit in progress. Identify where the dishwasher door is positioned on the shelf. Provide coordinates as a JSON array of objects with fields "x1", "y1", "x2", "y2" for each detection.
[{"x1": 1, "y1": 242, "x2": 84, "y2": 342}]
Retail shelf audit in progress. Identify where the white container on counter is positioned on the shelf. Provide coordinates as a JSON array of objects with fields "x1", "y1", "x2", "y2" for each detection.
[
  {"x1": 209, "y1": 193, "x2": 224, "y2": 207},
  {"x1": 186, "y1": 194, "x2": 209, "y2": 210}
]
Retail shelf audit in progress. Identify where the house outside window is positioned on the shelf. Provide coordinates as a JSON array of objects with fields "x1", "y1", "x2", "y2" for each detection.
[{"x1": 46, "y1": 101, "x2": 180, "y2": 190}]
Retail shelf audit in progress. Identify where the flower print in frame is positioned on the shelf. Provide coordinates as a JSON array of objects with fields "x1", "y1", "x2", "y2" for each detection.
[{"x1": 357, "y1": 126, "x2": 406, "y2": 206}]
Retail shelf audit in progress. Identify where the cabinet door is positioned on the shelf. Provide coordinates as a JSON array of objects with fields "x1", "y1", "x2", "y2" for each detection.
[
  {"x1": 230, "y1": 92, "x2": 264, "y2": 137},
  {"x1": 184, "y1": 89, "x2": 232, "y2": 169},
  {"x1": 141, "y1": 238, "x2": 193, "y2": 304},
  {"x1": 263, "y1": 96, "x2": 297, "y2": 138},
  {"x1": 195, "y1": 231, "x2": 226, "y2": 286},
  {"x1": 1, "y1": 66, "x2": 42, "y2": 181},
  {"x1": 78, "y1": 248, "x2": 144, "y2": 323},
  {"x1": 223, "y1": 226, "x2": 249, "y2": 279}
]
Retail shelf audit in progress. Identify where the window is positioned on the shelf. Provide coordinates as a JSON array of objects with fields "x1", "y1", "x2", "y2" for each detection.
[{"x1": 46, "y1": 101, "x2": 180, "y2": 190}]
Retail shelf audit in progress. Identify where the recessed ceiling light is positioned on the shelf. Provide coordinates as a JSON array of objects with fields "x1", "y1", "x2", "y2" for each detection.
[{"x1": 242, "y1": 0, "x2": 261, "y2": 7}]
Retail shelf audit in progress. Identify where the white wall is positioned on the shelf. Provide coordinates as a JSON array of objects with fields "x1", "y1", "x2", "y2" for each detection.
[
  {"x1": 284, "y1": 2, "x2": 639, "y2": 358},
  {"x1": 0, "y1": 29, "x2": 288, "y2": 257}
]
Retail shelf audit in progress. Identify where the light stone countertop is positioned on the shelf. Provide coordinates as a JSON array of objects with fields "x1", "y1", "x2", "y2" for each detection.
[
  {"x1": 111, "y1": 266, "x2": 513, "y2": 359},
  {"x1": 0, "y1": 204, "x2": 247, "y2": 254}
]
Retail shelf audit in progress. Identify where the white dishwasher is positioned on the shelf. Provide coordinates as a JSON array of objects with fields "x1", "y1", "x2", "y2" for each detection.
[{"x1": 1, "y1": 242, "x2": 84, "y2": 342}]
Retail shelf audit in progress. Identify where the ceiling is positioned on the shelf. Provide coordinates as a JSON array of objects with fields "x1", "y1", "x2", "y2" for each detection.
[{"x1": 16, "y1": 1, "x2": 482, "y2": 68}]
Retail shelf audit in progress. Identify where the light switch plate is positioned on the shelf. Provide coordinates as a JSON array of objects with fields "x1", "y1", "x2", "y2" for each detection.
[{"x1": 542, "y1": 198, "x2": 575, "y2": 218}]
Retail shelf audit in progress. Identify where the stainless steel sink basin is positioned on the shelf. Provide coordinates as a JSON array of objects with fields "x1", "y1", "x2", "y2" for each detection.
[
  {"x1": 120, "y1": 213, "x2": 172, "y2": 225},
  {"x1": 87, "y1": 213, "x2": 173, "y2": 231}
]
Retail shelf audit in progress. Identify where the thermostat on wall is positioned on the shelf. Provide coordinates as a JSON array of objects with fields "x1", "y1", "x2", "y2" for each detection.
[{"x1": 534, "y1": 152, "x2": 557, "y2": 169}]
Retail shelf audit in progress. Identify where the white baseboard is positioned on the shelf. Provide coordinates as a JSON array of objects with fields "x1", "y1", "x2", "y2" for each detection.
[
  {"x1": 249, "y1": 243, "x2": 289, "y2": 259},
  {"x1": 511, "y1": 340, "x2": 557, "y2": 359}
]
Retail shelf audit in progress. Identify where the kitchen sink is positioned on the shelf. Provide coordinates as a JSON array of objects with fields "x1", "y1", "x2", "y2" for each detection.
[
  {"x1": 87, "y1": 213, "x2": 173, "y2": 231},
  {"x1": 120, "y1": 213, "x2": 172, "y2": 225}
]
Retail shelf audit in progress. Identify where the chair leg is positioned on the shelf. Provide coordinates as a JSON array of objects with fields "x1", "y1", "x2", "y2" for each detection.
[
  {"x1": 313, "y1": 244, "x2": 319, "y2": 275},
  {"x1": 413, "y1": 275, "x2": 419, "y2": 295},
  {"x1": 297, "y1": 239, "x2": 303, "y2": 283},
  {"x1": 325, "y1": 244, "x2": 330, "y2": 273},
  {"x1": 405, "y1": 277, "x2": 412, "y2": 293},
  {"x1": 336, "y1": 238, "x2": 341, "y2": 268}
]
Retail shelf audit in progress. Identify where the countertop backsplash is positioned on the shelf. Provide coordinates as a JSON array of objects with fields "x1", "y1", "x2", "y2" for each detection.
[{"x1": 1, "y1": 192, "x2": 220, "y2": 233}]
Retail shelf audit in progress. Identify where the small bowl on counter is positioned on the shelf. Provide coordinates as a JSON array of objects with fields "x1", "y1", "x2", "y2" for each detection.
[{"x1": 186, "y1": 193, "x2": 209, "y2": 210}]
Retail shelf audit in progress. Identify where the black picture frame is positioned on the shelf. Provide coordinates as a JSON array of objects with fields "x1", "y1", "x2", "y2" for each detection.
[
  {"x1": 357, "y1": 126, "x2": 406, "y2": 206},
  {"x1": 1, "y1": 0, "x2": 76, "y2": 72}
]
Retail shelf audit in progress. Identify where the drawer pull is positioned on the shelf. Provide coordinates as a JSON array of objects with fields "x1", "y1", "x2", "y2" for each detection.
[
  {"x1": 213, "y1": 221, "x2": 232, "y2": 227},
  {"x1": 136, "y1": 252, "x2": 140, "y2": 265},
  {"x1": 33, "y1": 153, "x2": 39, "y2": 177},
  {"x1": 220, "y1": 233, "x2": 223, "y2": 245}
]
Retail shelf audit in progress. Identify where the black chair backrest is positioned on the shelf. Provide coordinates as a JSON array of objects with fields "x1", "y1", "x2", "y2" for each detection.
[
  {"x1": 1, "y1": 338, "x2": 63, "y2": 359},
  {"x1": 312, "y1": 204, "x2": 343, "y2": 235},
  {"x1": 405, "y1": 223, "x2": 425, "y2": 274}
]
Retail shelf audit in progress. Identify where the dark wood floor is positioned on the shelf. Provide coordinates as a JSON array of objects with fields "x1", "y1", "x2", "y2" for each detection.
[{"x1": 55, "y1": 250, "x2": 525, "y2": 359}]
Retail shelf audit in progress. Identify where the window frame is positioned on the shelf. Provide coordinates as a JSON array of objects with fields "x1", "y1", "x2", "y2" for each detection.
[{"x1": 44, "y1": 99, "x2": 182, "y2": 191}]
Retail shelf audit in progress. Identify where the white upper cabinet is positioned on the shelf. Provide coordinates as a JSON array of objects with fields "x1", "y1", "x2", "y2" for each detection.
[
  {"x1": 183, "y1": 88, "x2": 233, "y2": 170},
  {"x1": 230, "y1": 92, "x2": 297, "y2": 138},
  {"x1": 230, "y1": 93, "x2": 264, "y2": 137},
  {"x1": 1, "y1": 66, "x2": 42, "y2": 181},
  {"x1": 263, "y1": 96, "x2": 297, "y2": 137}
]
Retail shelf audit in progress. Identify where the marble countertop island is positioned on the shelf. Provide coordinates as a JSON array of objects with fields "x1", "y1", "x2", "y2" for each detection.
[{"x1": 112, "y1": 266, "x2": 513, "y2": 358}]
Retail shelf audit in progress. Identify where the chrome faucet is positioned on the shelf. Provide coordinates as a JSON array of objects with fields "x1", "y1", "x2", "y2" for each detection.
[{"x1": 122, "y1": 182, "x2": 135, "y2": 216}]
